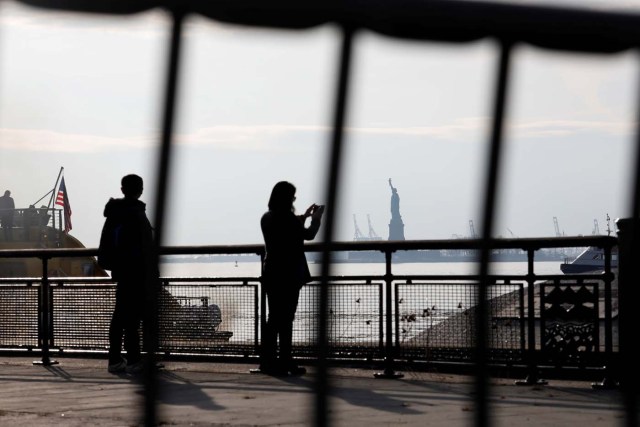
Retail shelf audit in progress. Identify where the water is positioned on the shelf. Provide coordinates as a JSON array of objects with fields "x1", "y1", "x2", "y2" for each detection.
[
  {"x1": 161, "y1": 260, "x2": 564, "y2": 278},
  {"x1": 159, "y1": 260, "x2": 564, "y2": 344}
]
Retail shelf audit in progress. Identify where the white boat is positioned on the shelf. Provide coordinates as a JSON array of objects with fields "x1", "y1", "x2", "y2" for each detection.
[{"x1": 560, "y1": 246, "x2": 618, "y2": 274}]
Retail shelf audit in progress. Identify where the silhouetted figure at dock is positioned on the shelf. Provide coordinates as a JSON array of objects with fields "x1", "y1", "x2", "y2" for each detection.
[
  {"x1": 0, "y1": 190, "x2": 15, "y2": 241},
  {"x1": 388, "y1": 179, "x2": 405, "y2": 240},
  {"x1": 257, "y1": 181, "x2": 324, "y2": 376},
  {"x1": 99, "y1": 174, "x2": 153, "y2": 375}
]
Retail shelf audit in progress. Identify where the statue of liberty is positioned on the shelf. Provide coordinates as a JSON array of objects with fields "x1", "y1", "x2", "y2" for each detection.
[{"x1": 388, "y1": 178, "x2": 405, "y2": 240}]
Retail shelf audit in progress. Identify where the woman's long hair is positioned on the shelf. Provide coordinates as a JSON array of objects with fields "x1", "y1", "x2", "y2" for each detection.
[{"x1": 268, "y1": 181, "x2": 296, "y2": 212}]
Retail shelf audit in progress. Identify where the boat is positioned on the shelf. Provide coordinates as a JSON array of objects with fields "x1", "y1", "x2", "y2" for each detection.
[
  {"x1": 0, "y1": 197, "x2": 232, "y2": 342},
  {"x1": 0, "y1": 205, "x2": 108, "y2": 278},
  {"x1": 560, "y1": 246, "x2": 618, "y2": 274},
  {"x1": 0, "y1": 174, "x2": 233, "y2": 344}
]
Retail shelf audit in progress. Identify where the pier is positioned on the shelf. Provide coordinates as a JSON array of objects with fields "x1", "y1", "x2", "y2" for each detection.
[{"x1": 0, "y1": 356, "x2": 625, "y2": 426}]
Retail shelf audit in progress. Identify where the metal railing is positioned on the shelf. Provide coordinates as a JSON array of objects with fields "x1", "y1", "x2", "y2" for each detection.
[
  {"x1": 0, "y1": 208, "x2": 64, "y2": 242},
  {"x1": 0, "y1": 236, "x2": 618, "y2": 380}
]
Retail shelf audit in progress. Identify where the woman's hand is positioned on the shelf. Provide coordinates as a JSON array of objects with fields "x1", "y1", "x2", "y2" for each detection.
[
  {"x1": 303, "y1": 204, "x2": 316, "y2": 219},
  {"x1": 311, "y1": 204, "x2": 325, "y2": 220}
]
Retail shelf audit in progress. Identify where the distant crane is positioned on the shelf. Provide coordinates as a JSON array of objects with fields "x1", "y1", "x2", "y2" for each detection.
[
  {"x1": 367, "y1": 214, "x2": 381, "y2": 240},
  {"x1": 507, "y1": 228, "x2": 517, "y2": 238},
  {"x1": 606, "y1": 213, "x2": 612, "y2": 236},
  {"x1": 592, "y1": 219, "x2": 600, "y2": 235},
  {"x1": 553, "y1": 217, "x2": 563, "y2": 237},
  {"x1": 353, "y1": 214, "x2": 365, "y2": 241},
  {"x1": 469, "y1": 220, "x2": 477, "y2": 239}
]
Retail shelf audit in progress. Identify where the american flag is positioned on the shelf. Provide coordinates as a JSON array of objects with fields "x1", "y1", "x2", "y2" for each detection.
[{"x1": 55, "y1": 177, "x2": 72, "y2": 233}]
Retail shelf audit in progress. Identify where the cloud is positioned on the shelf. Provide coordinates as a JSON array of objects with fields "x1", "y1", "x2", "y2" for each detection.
[
  {"x1": 174, "y1": 125, "x2": 329, "y2": 150},
  {"x1": 0, "y1": 128, "x2": 154, "y2": 152},
  {"x1": 0, "y1": 117, "x2": 632, "y2": 153},
  {"x1": 511, "y1": 120, "x2": 633, "y2": 138}
]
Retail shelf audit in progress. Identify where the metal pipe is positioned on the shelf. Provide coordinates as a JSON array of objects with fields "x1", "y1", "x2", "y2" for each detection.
[
  {"x1": 315, "y1": 25, "x2": 355, "y2": 427},
  {"x1": 474, "y1": 39, "x2": 513, "y2": 427},
  {"x1": 144, "y1": 5, "x2": 186, "y2": 427}
]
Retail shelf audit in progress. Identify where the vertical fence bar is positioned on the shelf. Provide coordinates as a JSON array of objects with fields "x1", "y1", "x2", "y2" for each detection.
[
  {"x1": 592, "y1": 244, "x2": 615, "y2": 389},
  {"x1": 258, "y1": 252, "x2": 266, "y2": 358},
  {"x1": 378, "y1": 281, "x2": 384, "y2": 351},
  {"x1": 375, "y1": 250, "x2": 402, "y2": 379},
  {"x1": 315, "y1": 25, "x2": 355, "y2": 427},
  {"x1": 474, "y1": 40, "x2": 513, "y2": 427},
  {"x1": 516, "y1": 249, "x2": 545, "y2": 385},
  {"x1": 254, "y1": 281, "x2": 260, "y2": 355},
  {"x1": 33, "y1": 256, "x2": 57, "y2": 366},
  {"x1": 145, "y1": 6, "x2": 185, "y2": 427},
  {"x1": 615, "y1": 53, "x2": 640, "y2": 426},
  {"x1": 616, "y1": 218, "x2": 639, "y2": 427}
]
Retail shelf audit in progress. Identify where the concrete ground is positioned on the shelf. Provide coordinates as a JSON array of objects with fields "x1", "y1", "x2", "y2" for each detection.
[{"x1": 0, "y1": 356, "x2": 628, "y2": 426}]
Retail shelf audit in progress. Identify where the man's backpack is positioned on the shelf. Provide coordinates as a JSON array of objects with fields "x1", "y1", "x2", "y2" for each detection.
[{"x1": 98, "y1": 218, "x2": 122, "y2": 271}]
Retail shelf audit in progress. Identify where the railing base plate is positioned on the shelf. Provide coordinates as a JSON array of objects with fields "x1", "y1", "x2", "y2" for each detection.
[
  {"x1": 591, "y1": 378, "x2": 618, "y2": 390},
  {"x1": 33, "y1": 359, "x2": 59, "y2": 366},
  {"x1": 374, "y1": 370, "x2": 404, "y2": 379},
  {"x1": 515, "y1": 376, "x2": 547, "y2": 386}
]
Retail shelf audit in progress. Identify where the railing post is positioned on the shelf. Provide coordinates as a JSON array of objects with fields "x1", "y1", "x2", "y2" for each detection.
[
  {"x1": 250, "y1": 252, "x2": 267, "y2": 373},
  {"x1": 33, "y1": 256, "x2": 58, "y2": 366},
  {"x1": 374, "y1": 250, "x2": 403, "y2": 379},
  {"x1": 614, "y1": 219, "x2": 638, "y2": 410},
  {"x1": 515, "y1": 249, "x2": 545, "y2": 385},
  {"x1": 592, "y1": 242, "x2": 616, "y2": 389},
  {"x1": 259, "y1": 252, "x2": 266, "y2": 357}
]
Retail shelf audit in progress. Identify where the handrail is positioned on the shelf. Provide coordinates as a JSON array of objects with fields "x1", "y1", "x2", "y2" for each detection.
[
  {"x1": 0, "y1": 235, "x2": 618, "y2": 259},
  {"x1": 17, "y1": 0, "x2": 640, "y2": 53}
]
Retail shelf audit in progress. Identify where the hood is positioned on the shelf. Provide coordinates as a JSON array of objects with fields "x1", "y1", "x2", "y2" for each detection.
[{"x1": 103, "y1": 197, "x2": 146, "y2": 219}]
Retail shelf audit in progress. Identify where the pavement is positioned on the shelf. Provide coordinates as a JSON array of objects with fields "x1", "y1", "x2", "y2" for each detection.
[{"x1": 0, "y1": 356, "x2": 627, "y2": 426}]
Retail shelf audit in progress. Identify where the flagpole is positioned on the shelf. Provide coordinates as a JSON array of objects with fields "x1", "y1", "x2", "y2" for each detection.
[{"x1": 47, "y1": 167, "x2": 64, "y2": 210}]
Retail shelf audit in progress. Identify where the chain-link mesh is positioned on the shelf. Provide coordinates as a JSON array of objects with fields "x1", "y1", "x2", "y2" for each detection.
[
  {"x1": 0, "y1": 284, "x2": 39, "y2": 348},
  {"x1": 159, "y1": 281, "x2": 259, "y2": 355},
  {"x1": 397, "y1": 280, "x2": 523, "y2": 363},
  {"x1": 293, "y1": 281, "x2": 383, "y2": 359},
  {"x1": 52, "y1": 284, "x2": 115, "y2": 350}
]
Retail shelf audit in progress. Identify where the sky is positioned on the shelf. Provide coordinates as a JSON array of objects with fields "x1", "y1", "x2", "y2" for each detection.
[{"x1": 0, "y1": 0, "x2": 639, "y2": 248}]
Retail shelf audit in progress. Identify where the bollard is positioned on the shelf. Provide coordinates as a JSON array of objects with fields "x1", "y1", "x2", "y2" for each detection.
[{"x1": 614, "y1": 219, "x2": 639, "y2": 405}]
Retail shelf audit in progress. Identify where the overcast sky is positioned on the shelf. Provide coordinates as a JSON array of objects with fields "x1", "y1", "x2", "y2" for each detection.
[{"x1": 0, "y1": 0, "x2": 639, "y2": 248}]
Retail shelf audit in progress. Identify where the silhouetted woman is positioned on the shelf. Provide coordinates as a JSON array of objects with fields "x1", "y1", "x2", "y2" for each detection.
[{"x1": 258, "y1": 181, "x2": 324, "y2": 375}]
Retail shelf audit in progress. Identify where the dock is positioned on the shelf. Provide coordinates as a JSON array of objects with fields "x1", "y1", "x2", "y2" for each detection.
[{"x1": 0, "y1": 356, "x2": 625, "y2": 426}]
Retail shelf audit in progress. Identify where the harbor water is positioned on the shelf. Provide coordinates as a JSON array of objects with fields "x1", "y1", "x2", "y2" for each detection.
[
  {"x1": 159, "y1": 261, "x2": 564, "y2": 344},
  {"x1": 160, "y1": 260, "x2": 564, "y2": 278}
]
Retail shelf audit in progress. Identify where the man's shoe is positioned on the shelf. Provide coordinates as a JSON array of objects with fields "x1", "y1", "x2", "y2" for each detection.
[
  {"x1": 288, "y1": 366, "x2": 306, "y2": 376},
  {"x1": 126, "y1": 360, "x2": 144, "y2": 375},
  {"x1": 256, "y1": 365, "x2": 289, "y2": 376},
  {"x1": 108, "y1": 358, "x2": 127, "y2": 374}
]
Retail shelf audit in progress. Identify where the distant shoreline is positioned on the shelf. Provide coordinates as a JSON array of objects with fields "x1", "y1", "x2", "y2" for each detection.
[{"x1": 160, "y1": 255, "x2": 261, "y2": 264}]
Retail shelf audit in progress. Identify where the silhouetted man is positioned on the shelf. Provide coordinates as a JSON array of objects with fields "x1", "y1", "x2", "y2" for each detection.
[
  {"x1": 0, "y1": 190, "x2": 15, "y2": 241},
  {"x1": 102, "y1": 175, "x2": 153, "y2": 374}
]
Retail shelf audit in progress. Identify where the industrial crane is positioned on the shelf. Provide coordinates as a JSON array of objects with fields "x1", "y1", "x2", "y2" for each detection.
[
  {"x1": 469, "y1": 220, "x2": 477, "y2": 239},
  {"x1": 353, "y1": 214, "x2": 365, "y2": 241},
  {"x1": 353, "y1": 214, "x2": 382, "y2": 241},
  {"x1": 553, "y1": 217, "x2": 563, "y2": 237},
  {"x1": 367, "y1": 214, "x2": 381, "y2": 240}
]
